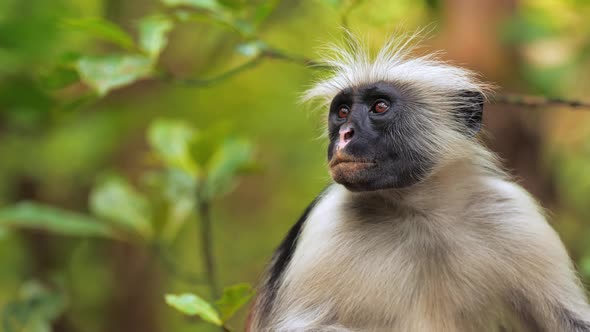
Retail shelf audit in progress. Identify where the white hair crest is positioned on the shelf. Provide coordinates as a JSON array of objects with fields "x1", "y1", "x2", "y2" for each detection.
[{"x1": 302, "y1": 31, "x2": 493, "y2": 107}]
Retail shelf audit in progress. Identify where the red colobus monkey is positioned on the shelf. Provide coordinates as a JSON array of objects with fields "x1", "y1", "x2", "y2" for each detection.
[{"x1": 248, "y1": 34, "x2": 590, "y2": 331}]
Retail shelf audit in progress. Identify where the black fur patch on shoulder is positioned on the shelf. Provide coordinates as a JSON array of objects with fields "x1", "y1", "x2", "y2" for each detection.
[{"x1": 259, "y1": 188, "x2": 327, "y2": 315}]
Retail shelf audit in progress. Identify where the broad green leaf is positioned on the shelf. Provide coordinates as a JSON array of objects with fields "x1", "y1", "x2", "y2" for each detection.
[
  {"x1": 143, "y1": 169, "x2": 196, "y2": 242},
  {"x1": 165, "y1": 293, "x2": 222, "y2": 326},
  {"x1": 204, "y1": 138, "x2": 254, "y2": 198},
  {"x1": 188, "y1": 122, "x2": 232, "y2": 166},
  {"x1": 40, "y1": 67, "x2": 80, "y2": 90},
  {"x1": 253, "y1": 0, "x2": 279, "y2": 26},
  {"x1": 63, "y1": 18, "x2": 135, "y2": 50},
  {"x1": 148, "y1": 119, "x2": 200, "y2": 176},
  {"x1": 89, "y1": 178, "x2": 153, "y2": 239},
  {"x1": 162, "y1": 0, "x2": 222, "y2": 11},
  {"x1": 0, "y1": 202, "x2": 115, "y2": 238},
  {"x1": 138, "y1": 16, "x2": 174, "y2": 59},
  {"x1": 76, "y1": 55, "x2": 153, "y2": 96},
  {"x1": 215, "y1": 283, "x2": 254, "y2": 322}
]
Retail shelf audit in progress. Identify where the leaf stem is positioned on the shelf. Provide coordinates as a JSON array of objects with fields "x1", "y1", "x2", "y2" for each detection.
[{"x1": 197, "y1": 185, "x2": 219, "y2": 299}]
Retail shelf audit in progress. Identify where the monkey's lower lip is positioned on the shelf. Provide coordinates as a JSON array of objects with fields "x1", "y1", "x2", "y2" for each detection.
[{"x1": 329, "y1": 158, "x2": 376, "y2": 168}]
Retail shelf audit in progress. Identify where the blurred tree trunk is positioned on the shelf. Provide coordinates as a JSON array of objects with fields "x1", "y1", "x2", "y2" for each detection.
[
  {"x1": 105, "y1": 244, "x2": 163, "y2": 332},
  {"x1": 99, "y1": 2, "x2": 164, "y2": 331},
  {"x1": 438, "y1": 0, "x2": 557, "y2": 207}
]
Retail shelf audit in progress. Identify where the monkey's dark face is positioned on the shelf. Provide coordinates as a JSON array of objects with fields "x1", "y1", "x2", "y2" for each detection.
[{"x1": 327, "y1": 82, "x2": 483, "y2": 192}]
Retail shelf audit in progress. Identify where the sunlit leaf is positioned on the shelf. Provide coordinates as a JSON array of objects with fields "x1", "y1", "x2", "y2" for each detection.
[
  {"x1": 215, "y1": 283, "x2": 254, "y2": 322},
  {"x1": 148, "y1": 119, "x2": 200, "y2": 176},
  {"x1": 0, "y1": 202, "x2": 115, "y2": 238},
  {"x1": 76, "y1": 55, "x2": 153, "y2": 96},
  {"x1": 63, "y1": 18, "x2": 135, "y2": 50},
  {"x1": 165, "y1": 293, "x2": 222, "y2": 326},
  {"x1": 89, "y1": 178, "x2": 153, "y2": 239},
  {"x1": 162, "y1": 0, "x2": 222, "y2": 11},
  {"x1": 204, "y1": 138, "x2": 254, "y2": 198},
  {"x1": 143, "y1": 169, "x2": 196, "y2": 242},
  {"x1": 138, "y1": 15, "x2": 174, "y2": 59}
]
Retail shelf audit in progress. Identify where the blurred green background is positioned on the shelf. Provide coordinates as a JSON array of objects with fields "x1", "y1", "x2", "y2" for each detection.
[{"x1": 1, "y1": 0, "x2": 590, "y2": 331}]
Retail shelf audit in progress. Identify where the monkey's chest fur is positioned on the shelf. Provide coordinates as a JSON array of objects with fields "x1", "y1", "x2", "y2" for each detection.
[{"x1": 266, "y1": 185, "x2": 530, "y2": 332}]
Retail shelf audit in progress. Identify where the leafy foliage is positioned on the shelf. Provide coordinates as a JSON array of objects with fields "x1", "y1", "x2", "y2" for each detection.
[
  {"x1": 76, "y1": 55, "x2": 153, "y2": 96},
  {"x1": 2, "y1": 281, "x2": 67, "y2": 332},
  {"x1": 0, "y1": 202, "x2": 115, "y2": 238},
  {"x1": 63, "y1": 18, "x2": 136, "y2": 51},
  {"x1": 165, "y1": 293, "x2": 223, "y2": 326},
  {"x1": 89, "y1": 177, "x2": 154, "y2": 240},
  {"x1": 166, "y1": 283, "x2": 254, "y2": 328},
  {"x1": 215, "y1": 283, "x2": 255, "y2": 322},
  {"x1": 137, "y1": 16, "x2": 174, "y2": 59}
]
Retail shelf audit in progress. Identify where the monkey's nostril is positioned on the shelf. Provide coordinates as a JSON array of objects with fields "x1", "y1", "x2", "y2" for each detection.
[{"x1": 343, "y1": 128, "x2": 354, "y2": 142}]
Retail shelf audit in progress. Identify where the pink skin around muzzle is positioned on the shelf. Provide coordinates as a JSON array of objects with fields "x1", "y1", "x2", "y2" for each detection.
[{"x1": 337, "y1": 124, "x2": 354, "y2": 151}]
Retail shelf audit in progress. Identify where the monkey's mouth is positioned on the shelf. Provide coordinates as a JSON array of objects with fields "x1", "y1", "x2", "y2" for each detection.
[{"x1": 329, "y1": 154, "x2": 376, "y2": 173}]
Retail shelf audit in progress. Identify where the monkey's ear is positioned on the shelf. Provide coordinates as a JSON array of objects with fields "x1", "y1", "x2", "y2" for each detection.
[{"x1": 455, "y1": 90, "x2": 484, "y2": 136}]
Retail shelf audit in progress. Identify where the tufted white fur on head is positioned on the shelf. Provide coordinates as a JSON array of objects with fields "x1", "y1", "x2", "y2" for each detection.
[{"x1": 302, "y1": 31, "x2": 493, "y2": 110}]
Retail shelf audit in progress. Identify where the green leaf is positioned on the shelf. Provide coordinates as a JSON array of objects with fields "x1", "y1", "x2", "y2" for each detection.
[
  {"x1": 0, "y1": 202, "x2": 115, "y2": 238},
  {"x1": 215, "y1": 283, "x2": 254, "y2": 322},
  {"x1": 138, "y1": 15, "x2": 174, "y2": 59},
  {"x1": 204, "y1": 138, "x2": 254, "y2": 198},
  {"x1": 89, "y1": 178, "x2": 153, "y2": 239},
  {"x1": 165, "y1": 293, "x2": 222, "y2": 326},
  {"x1": 39, "y1": 67, "x2": 80, "y2": 90},
  {"x1": 76, "y1": 55, "x2": 153, "y2": 96},
  {"x1": 63, "y1": 18, "x2": 135, "y2": 50},
  {"x1": 162, "y1": 0, "x2": 222, "y2": 11},
  {"x1": 148, "y1": 119, "x2": 200, "y2": 176},
  {"x1": 253, "y1": 0, "x2": 279, "y2": 26},
  {"x1": 143, "y1": 169, "x2": 196, "y2": 242}
]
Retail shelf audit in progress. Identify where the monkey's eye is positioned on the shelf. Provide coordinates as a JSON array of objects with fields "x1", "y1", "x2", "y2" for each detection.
[
  {"x1": 337, "y1": 106, "x2": 350, "y2": 119},
  {"x1": 371, "y1": 100, "x2": 390, "y2": 114}
]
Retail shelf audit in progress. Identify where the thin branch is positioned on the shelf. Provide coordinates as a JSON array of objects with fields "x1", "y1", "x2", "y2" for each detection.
[
  {"x1": 177, "y1": 55, "x2": 265, "y2": 87},
  {"x1": 162, "y1": 44, "x2": 590, "y2": 110},
  {"x1": 261, "y1": 47, "x2": 329, "y2": 68},
  {"x1": 491, "y1": 93, "x2": 590, "y2": 109},
  {"x1": 197, "y1": 186, "x2": 219, "y2": 299}
]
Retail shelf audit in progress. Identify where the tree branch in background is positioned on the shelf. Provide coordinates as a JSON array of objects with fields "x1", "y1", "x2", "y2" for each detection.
[
  {"x1": 170, "y1": 48, "x2": 590, "y2": 110},
  {"x1": 197, "y1": 189, "x2": 219, "y2": 299},
  {"x1": 491, "y1": 93, "x2": 590, "y2": 109}
]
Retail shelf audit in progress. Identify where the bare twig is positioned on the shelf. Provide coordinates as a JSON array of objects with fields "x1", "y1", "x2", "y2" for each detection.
[
  {"x1": 261, "y1": 47, "x2": 329, "y2": 68},
  {"x1": 197, "y1": 187, "x2": 219, "y2": 299},
  {"x1": 491, "y1": 93, "x2": 590, "y2": 109},
  {"x1": 163, "y1": 43, "x2": 589, "y2": 110},
  {"x1": 178, "y1": 55, "x2": 265, "y2": 87}
]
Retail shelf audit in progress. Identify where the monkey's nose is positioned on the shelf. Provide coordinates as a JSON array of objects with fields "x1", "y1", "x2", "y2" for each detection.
[{"x1": 337, "y1": 125, "x2": 354, "y2": 150}]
